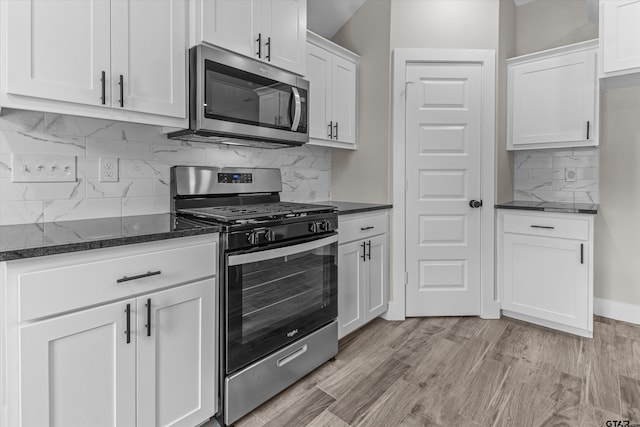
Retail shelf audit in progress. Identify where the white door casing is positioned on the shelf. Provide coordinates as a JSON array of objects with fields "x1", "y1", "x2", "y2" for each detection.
[
  {"x1": 388, "y1": 49, "x2": 497, "y2": 321},
  {"x1": 404, "y1": 63, "x2": 482, "y2": 316}
]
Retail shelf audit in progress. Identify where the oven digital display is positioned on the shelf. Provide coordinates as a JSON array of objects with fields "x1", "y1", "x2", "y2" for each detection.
[{"x1": 218, "y1": 173, "x2": 253, "y2": 183}]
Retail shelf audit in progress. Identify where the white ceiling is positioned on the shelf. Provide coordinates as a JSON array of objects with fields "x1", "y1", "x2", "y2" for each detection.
[{"x1": 307, "y1": 0, "x2": 368, "y2": 39}]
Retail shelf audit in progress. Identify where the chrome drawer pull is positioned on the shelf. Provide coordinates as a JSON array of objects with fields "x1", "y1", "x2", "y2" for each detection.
[
  {"x1": 276, "y1": 345, "x2": 308, "y2": 367},
  {"x1": 360, "y1": 226, "x2": 374, "y2": 231},
  {"x1": 530, "y1": 225, "x2": 555, "y2": 230},
  {"x1": 117, "y1": 270, "x2": 162, "y2": 283}
]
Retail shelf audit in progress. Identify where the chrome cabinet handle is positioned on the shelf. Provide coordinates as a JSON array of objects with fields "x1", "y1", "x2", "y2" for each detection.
[{"x1": 116, "y1": 270, "x2": 161, "y2": 283}]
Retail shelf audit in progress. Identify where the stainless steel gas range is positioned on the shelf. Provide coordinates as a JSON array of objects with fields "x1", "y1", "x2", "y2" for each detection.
[{"x1": 171, "y1": 166, "x2": 338, "y2": 426}]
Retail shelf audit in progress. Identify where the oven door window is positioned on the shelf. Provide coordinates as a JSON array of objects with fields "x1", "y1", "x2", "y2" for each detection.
[
  {"x1": 226, "y1": 237, "x2": 337, "y2": 373},
  {"x1": 205, "y1": 60, "x2": 306, "y2": 132}
]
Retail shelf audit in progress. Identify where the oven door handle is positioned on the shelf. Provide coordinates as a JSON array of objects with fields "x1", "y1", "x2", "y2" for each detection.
[{"x1": 228, "y1": 234, "x2": 337, "y2": 266}]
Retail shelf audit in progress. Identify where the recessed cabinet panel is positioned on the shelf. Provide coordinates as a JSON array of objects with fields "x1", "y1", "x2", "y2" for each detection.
[
  {"x1": 419, "y1": 125, "x2": 467, "y2": 154},
  {"x1": 419, "y1": 216, "x2": 466, "y2": 245},
  {"x1": 419, "y1": 260, "x2": 466, "y2": 290},
  {"x1": 507, "y1": 40, "x2": 598, "y2": 150},
  {"x1": 307, "y1": 44, "x2": 332, "y2": 140},
  {"x1": 332, "y1": 55, "x2": 357, "y2": 144},
  {"x1": 367, "y1": 234, "x2": 388, "y2": 318},
  {"x1": 6, "y1": 0, "x2": 111, "y2": 105},
  {"x1": 419, "y1": 79, "x2": 467, "y2": 109},
  {"x1": 200, "y1": 0, "x2": 257, "y2": 58},
  {"x1": 337, "y1": 241, "x2": 365, "y2": 339},
  {"x1": 267, "y1": 0, "x2": 307, "y2": 75},
  {"x1": 601, "y1": 0, "x2": 640, "y2": 75}
]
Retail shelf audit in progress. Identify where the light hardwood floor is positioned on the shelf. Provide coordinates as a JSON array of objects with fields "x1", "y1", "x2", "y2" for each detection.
[{"x1": 225, "y1": 316, "x2": 640, "y2": 426}]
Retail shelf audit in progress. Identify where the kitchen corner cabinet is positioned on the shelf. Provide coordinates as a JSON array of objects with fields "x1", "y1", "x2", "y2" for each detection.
[
  {"x1": 0, "y1": 235, "x2": 218, "y2": 427},
  {"x1": 600, "y1": 0, "x2": 640, "y2": 77},
  {"x1": 337, "y1": 211, "x2": 389, "y2": 339},
  {"x1": 194, "y1": 0, "x2": 307, "y2": 76},
  {"x1": 0, "y1": 0, "x2": 187, "y2": 127},
  {"x1": 306, "y1": 31, "x2": 359, "y2": 149},
  {"x1": 498, "y1": 210, "x2": 594, "y2": 337},
  {"x1": 507, "y1": 40, "x2": 599, "y2": 151}
]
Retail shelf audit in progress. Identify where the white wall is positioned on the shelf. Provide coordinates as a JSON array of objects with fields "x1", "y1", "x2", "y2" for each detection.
[
  {"x1": 0, "y1": 110, "x2": 332, "y2": 225},
  {"x1": 331, "y1": 0, "x2": 391, "y2": 204}
]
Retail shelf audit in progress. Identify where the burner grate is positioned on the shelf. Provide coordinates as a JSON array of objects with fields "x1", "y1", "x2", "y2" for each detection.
[{"x1": 178, "y1": 202, "x2": 335, "y2": 224}]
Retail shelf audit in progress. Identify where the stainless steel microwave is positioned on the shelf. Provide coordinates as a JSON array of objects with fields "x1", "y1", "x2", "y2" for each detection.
[{"x1": 169, "y1": 45, "x2": 309, "y2": 148}]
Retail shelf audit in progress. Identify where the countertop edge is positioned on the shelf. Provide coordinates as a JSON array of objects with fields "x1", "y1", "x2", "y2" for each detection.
[
  {"x1": 0, "y1": 226, "x2": 222, "y2": 262},
  {"x1": 338, "y1": 204, "x2": 393, "y2": 215},
  {"x1": 495, "y1": 204, "x2": 598, "y2": 215}
]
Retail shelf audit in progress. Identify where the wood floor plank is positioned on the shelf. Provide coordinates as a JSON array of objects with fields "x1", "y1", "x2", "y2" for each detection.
[
  {"x1": 232, "y1": 412, "x2": 265, "y2": 427},
  {"x1": 615, "y1": 320, "x2": 640, "y2": 341},
  {"x1": 261, "y1": 387, "x2": 334, "y2": 427},
  {"x1": 336, "y1": 318, "x2": 396, "y2": 363},
  {"x1": 438, "y1": 337, "x2": 491, "y2": 386},
  {"x1": 578, "y1": 404, "x2": 623, "y2": 427},
  {"x1": 304, "y1": 410, "x2": 349, "y2": 427},
  {"x1": 475, "y1": 318, "x2": 510, "y2": 344},
  {"x1": 619, "y1": 375, "x2": 640, "y2": 422},
  {"x1": 616, "y1": 336, "x2": 640, "y2": 380},
  {"x1": 457, "y1": 358, "x2": 511, "y2": 423},
  {"x1": 410, "y1": 380, "x2": 480, "y2": 427},
  {"x1": 351, "y1": 379, "x2": 421, "y2": 427},
  {"x1": 391, "y1": 323, "x2": 448, "y2": 366},
  {"x1": 402, "y1": 337, "x2": 460, "y2": 385},
  {"x1": 327, "y1": 357, "x2": 411, "y2": 424},
  {"x1": 587, "y1": 353, "x2": 621, "y2": 414}
]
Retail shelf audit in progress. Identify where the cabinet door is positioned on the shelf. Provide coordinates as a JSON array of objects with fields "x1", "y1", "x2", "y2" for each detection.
[
  {"x1": 111, "y1": 0, "x2": 187, "y2": 118},
  {"x1": 365, "y1": 234, "x2": 389, "y2": 321},
  {"x1": 199, "y1": 0, "x2": 259, "y2": 59},
  {"x1": 338, "y1": 241, "x2": 366, "y2": 339},
  {"x1": 502, "y1": 234, "x2": 589, "y2": 330},
  {"x1": 510, "y1": 50, "x2": 596, "y2": 147},
  {"x1": 19, "y1": 300, "x2": 136, "y2": 427},
  {"x1": 5, "y1": 0, "x2": 111, "y2": 106},
  {"x1": 137, "y1": 279, "x2": 216, "y2": 427},
  {"x1": 332, "y1": 55, "x2": 357, "y2": 144},
  {"x1": 262, "y1": 0, "x2": 306, "y2": 75},
  {"x1": 602, "y1": 0, "x2": 640, "y2": 74},
  {"x1": 306, "y1": 43, "x2": 333, "y2": 140}
]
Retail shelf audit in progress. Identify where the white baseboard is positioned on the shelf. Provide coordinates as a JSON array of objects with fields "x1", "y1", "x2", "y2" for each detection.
[{"x1": 594, "y1": 298, "x2": 640, "y2": 325}]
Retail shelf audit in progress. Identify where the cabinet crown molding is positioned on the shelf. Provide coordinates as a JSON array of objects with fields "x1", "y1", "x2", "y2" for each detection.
[
  {"x1": 507, "y1": 39, "x2": 599, "y2": 65},
  {"x1": 307, "y1": 30, "x2": 360, "y2": 63}
]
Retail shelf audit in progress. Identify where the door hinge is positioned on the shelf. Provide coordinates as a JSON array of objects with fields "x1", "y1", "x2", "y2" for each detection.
[{"x1": 404, "y1": 271, "x2": 408, "y2": 286}]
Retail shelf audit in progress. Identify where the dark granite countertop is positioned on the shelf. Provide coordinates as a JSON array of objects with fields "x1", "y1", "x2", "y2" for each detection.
[
  {"x1": 495, "y1": 201, "x2": 598, "y2": 214},
  {"x1": 0, "y1": 214, "x2": 222, "y2": 261},
  {"x1": 312, "y1": 201, "x2": 393, "y2": 215}
]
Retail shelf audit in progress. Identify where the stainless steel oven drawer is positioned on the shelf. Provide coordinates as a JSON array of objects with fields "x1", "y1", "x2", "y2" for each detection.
[{"x1": 224, "y1": 321, "x2": 338, "y2": 425}]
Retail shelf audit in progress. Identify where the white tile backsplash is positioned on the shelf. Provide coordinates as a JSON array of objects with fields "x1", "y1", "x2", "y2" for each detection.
[
  {"x1": 0, "y1": 109, "x2": 331, "y2": 225},
  {"x1": 513, "y1": 148, "x2": 599, "y2": 203}
]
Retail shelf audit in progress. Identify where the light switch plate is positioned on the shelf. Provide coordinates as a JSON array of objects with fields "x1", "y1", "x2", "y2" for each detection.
[{"x1": 11, "y1": 154, "x2": 77, "y2": 182}]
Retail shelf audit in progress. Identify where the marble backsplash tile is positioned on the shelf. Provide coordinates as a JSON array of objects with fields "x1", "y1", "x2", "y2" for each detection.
[
  {"x1": 0, "y1": 109, "x2": 331, "y2": 225},
  {"x1": 513, "y1": 147, "x2": 599, "y2": 204}
]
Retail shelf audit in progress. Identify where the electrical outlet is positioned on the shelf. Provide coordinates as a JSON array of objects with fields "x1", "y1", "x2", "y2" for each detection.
[
  {"x1": 565, "y1": 168, "x2": 577, "y2": 182},
  {"x1": 99, "y1": 157, "x2": 119, "y2": 182},
  {"x1": 11, "y1": 154, "x2": 77, "y2": 182}
]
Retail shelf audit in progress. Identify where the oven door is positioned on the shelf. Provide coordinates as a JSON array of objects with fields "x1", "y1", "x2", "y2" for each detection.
[{"x1": 226, "y1": 234, "x2": 337, "y2": 374}]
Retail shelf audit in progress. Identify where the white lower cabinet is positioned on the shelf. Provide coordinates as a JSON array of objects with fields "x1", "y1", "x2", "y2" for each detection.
[
  {"x1": 338, "y1": 211, "x2": 389, "y2": 339},
  {"x1": 1, "y1": 234, "x2": 218, "y2": 427},
  {"x1": 498, "y1": 210, "x2": 594, "y2": 337}
]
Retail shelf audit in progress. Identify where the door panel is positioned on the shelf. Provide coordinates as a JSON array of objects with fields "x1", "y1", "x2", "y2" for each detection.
[
  {"x1": 19, "y1": 300, "x2": 136, "y2": 427},
  {"x1": 405, "y1": 62, "x2": 482, "y2": 316},
  {"x1": 6, "y1": 0, "x2": 111, "y2": 106},
  {"x1": 603, "y1": 0, "x2": 640, "y2": 73},
  {"x1": 200, "y1": 0, "x2": 257, "y2": 59},
  {"x1": 265, "y1": 0, "x2": 306, "y2": 75},
  {"x1": 338, "y1": 240, "x2": 365, "y2": 338},
  {"x1": 502, "y1": 235, "x2": 589, "y2": 329},
  {"x1": 307, "y1": 43, "x2": 332, "y2": 140},
  {"x1": 332, "y1": 55, "x2": 357, "y2": 144},
  {"x1": 111, "y1": 0, "x2": 186, "y2": 117},
  {"x1": 366, "y1": 235, "x2": 389, "y2": 320},
  {"x1": 137, "y1": 279, "x2": 216, "y2": 427}
]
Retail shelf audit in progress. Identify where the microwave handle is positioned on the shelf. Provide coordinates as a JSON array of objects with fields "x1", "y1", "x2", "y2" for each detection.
[{"x1": 290, "y1": 87, "x2": 302, "y2": 131}]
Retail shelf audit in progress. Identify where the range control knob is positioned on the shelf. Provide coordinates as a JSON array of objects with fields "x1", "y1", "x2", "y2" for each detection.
[
  {"x1": 264, "y1": 229, "x2": 276, "y2": 242},
  {"x1": 309, "y1": 222, "x2": 318, "y2": 233},
  {"x1": 247, "y1": 231, "x2": 258, "y2": 245},
  {"x1": 323, "y1": 220, "x2": 332, "y2": 231}
]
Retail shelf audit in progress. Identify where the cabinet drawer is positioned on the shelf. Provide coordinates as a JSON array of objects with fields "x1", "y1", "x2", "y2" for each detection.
[
  {"x1": 338, "y1": 211, "x2": 388, "y2": 244},
  {"x1": 503, "y1": 213, "x2": 589, "y2": 240},
  {"x1": 15, "y1": 236, "x2": 217, "y2": 322}
]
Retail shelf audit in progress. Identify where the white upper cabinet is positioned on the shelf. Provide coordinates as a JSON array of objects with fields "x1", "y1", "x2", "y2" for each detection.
[
  {"x1": 5, "y1": 0, "x2": 111, "y2": 106},
  {"x1": 111, "y1": 0, "x2": 187, "y2": 118},
  {"x1": 507, "y1": 40, "x2": 599, "y2": 150},
  {"x1": 195, "y1": 0, "x2": 307, "y2": 75},
  {"x1": 1, "y1": 0, "x2": 187, "y2": 127},
  {"x1": 306, "y1": 31, "x2": 359, "y2": 149},
  {"x1": 600, "y1": 0, "x2": 640, "y2": 77}
]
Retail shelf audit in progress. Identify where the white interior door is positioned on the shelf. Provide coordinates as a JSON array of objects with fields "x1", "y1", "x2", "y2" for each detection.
[{"x1": 405, "y1": 62, "x2": 483, "y2": 317}]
